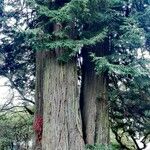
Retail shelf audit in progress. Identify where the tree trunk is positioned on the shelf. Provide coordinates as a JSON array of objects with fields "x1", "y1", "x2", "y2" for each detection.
[
  {"x1": 33, "y1": 51, "x2": 44, "y2": 150},
  {"x1": 42, "y1": 50, "x2": 85, "y2": 150},
  {"x1": 81, "y1": 46, "x2": 109, "y2": 145}
]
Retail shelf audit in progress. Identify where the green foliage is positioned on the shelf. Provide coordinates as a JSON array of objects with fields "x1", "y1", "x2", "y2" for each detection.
[
  {"x1": 25, "y1": 0, "x2": 111, "y2": 59},
  {"x1": 26, "y1": 0, "x2": 148, "y2": 62},
  {"x1": 118, "y1": 18, "x2": 145, "y2": 48},
  {"x1": 0, "y1": 0, "x2": 35, "y2": 105},
  {"x1": 109, "y1": 70, "x2": 150, "y2": 149},
  {"x1": 85, "y1": 144, "x2": 118, "y2": 150},
  {"x1": 0, "y1": 112, "x2": 33, "y2": 149},
  {"x1": 37, "y1": 2, "x2": 71, "y2": 23},
  {"x1": 90, "y1": 53, "x2": 147, "y2": 77}
]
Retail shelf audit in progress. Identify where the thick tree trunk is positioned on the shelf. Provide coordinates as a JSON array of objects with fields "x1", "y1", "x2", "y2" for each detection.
[
  {"x1": 42, "y1": 51, "x2": 85, "y2": 150},
  {"x1": 33, "y1": 51, "x2": 44, "y2": 150},
  {"x1": 81, "y1": 48, "x2": 109, "y2": 145}
]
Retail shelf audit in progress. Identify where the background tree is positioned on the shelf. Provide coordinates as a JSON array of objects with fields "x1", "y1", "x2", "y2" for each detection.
[
  {"x1": 0, "y1": 0, "x2": 35, "y2": 113},
  {"x1": 0, "y1": 1, "x2": 35, "y2": 149}
]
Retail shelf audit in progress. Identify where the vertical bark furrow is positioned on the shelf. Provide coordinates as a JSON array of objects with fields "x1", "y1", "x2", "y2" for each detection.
[{"x1": 42, "y1": 51, "x2": 85, "y2": 150}]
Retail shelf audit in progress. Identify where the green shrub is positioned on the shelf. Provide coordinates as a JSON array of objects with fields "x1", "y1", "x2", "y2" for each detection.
[{"x1": 85, "y1": 144, "x2": 120, "y2": 150}]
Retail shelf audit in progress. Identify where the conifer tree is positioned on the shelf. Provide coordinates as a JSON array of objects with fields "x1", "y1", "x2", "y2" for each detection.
[
  {"x1": 27, "y1": 0, "x2": 150, "y2": 149},
  {"x1": 1, "y1": 0, "x2": 149, "y2": 149},
  {"x1": 29, "y1": 1, "x2": 85, "y2": 149}
]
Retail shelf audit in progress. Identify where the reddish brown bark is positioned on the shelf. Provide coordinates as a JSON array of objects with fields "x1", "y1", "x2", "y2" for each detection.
[
  {"x1": 42, "y1": 51, "x2": 85, "y2": 150},
  {"x1": 81, "y1": 46, "x2": 110, "y2": 145}
]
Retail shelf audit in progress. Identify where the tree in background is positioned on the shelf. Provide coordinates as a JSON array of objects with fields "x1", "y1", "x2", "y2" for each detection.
[
  {"x1": 0, "y1": 0, "x2": 35, "y2": 113},
  {"x1": 110, "y1": 75, "x2": 150, "y2": 149},
  {"x1": 0, "y1": 1, "x2": 34, "y2": 149}
]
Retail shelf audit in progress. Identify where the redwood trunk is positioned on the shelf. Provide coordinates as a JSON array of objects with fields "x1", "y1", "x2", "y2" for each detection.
[
  {"x1": 81, "y1": 48, "x2": 109, "y2": 145},
  {"x1": 42, "y1": 51, "x2": 85, "y2": 150}
]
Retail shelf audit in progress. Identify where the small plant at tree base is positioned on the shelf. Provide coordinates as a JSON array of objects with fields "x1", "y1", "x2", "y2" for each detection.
[{"x1": 85, "y1": 144, "x2": 118, "y2": 150}]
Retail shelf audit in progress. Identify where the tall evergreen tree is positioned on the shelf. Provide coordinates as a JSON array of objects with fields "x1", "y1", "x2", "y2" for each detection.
[
  {"x1": 1, "y1": 0, "x2": 149, "y2": 149},
  {"x1": 27, "y1": 0, "x2": 150, "y2": 149},
  {"x1": 28, "y1": 1, "x2": 85, "y2": 149}
]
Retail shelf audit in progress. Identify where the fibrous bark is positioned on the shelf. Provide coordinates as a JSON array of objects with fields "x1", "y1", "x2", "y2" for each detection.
[
  {"x1": 42, "y1": 50, "x2": 85, "y2": 150},
  {"x1": 81, "y1": 46, "x2": 109, "y2": 145}
]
